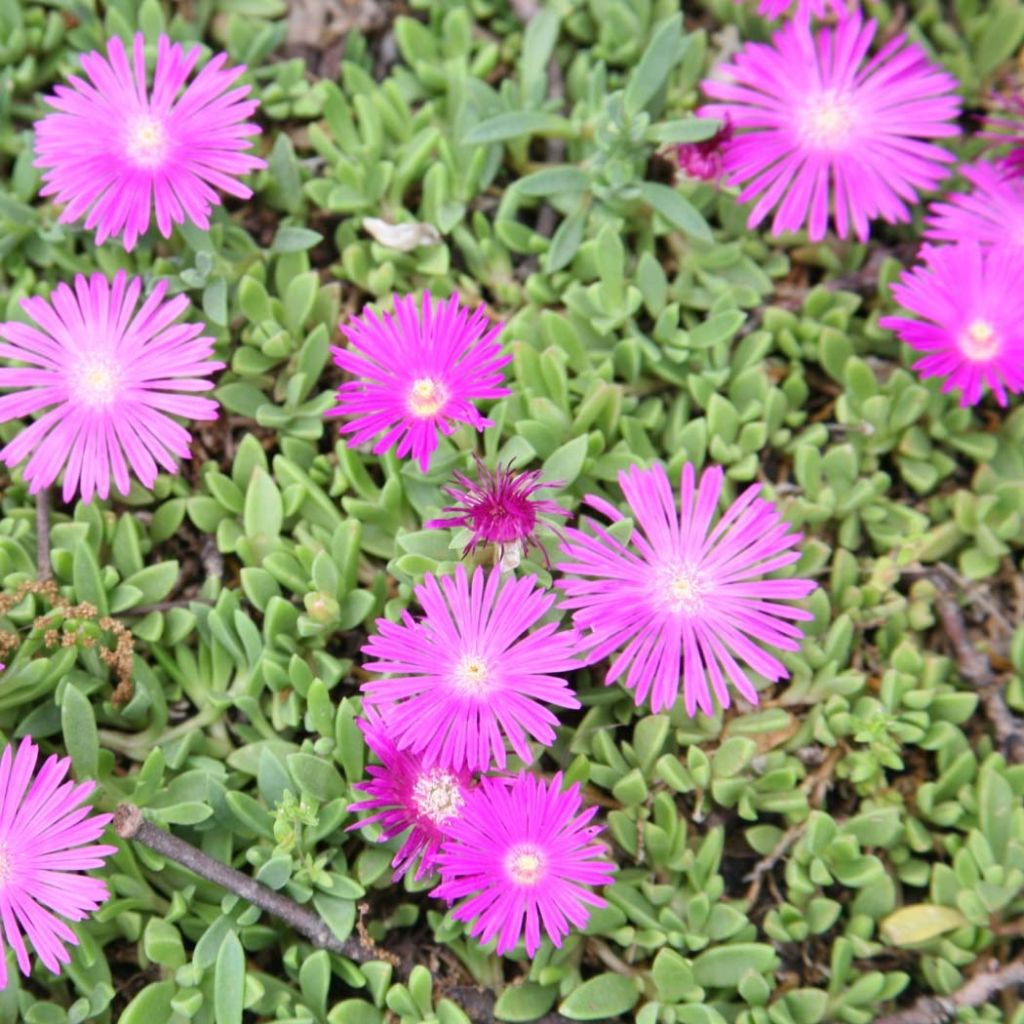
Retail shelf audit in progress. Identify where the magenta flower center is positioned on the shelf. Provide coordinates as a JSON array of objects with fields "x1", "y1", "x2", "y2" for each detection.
[
  {"x1": 123, "y1": 113, "x2": 170, "y2": 169},
  {"x1": 799, "y1": 90, "x2": 857, "y2": 148},
  {"x1": 407, "y1": 377, "x2": 449, "y2": 418},
  {"x1": 412, "y1": 768, "x2": 464, "y2": 825},
  {"x1": 71, "y1": 354, "x2": 123, "y2": 409},
  {"x1": 657, "y1": 563, "x2": 710, "y2": 614},
  {"x1": 452, "y1": 654, "x2": 493, "y2": 696},
  {"x1": 959, "y1": 319, "x2": 1002, "y2": 361},
  {"x1": 505, "y1": 843, "x2": 547, "y2": 887}
]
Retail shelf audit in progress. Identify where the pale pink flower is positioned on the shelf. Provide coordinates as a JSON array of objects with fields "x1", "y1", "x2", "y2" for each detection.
[
  {"x1": 0, "y1": 271, "x2": 223, "y2": 502},
  {"x1": 348, "y1": 707, "x2": 473, "y2": 881},
  {"x1": 925, "y1": 162, "x2": 1024, "y2": 248},
  {"x1": 34, "y1": 33, "x2": 265, "y2": 250},
  {"x1": 880, "y1": 242, "x2": 1024, "y2": 407},
  {"x1": 700, "y1": 16, "x2": 961, "y2": 241},
  {"x1": 331, "y1": 293, "x2": 511, "y2": 473},
  {"x1": 0, "y1": 736, "x2": 116, "y2": 988},
  {"x1": 557, "y1": 462, "x2": 816, "y2": 716},
  {"x1": 432, "y1": 772, "x2": 615, "y2": 956},
  {"x1": 360, "y1": 565, "x2": 580, "y2": 772}
]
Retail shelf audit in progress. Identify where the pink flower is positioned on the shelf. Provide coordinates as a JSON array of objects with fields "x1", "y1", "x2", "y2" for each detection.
[
  {"x1": 925, "y1": 162, "x2": 1024, "y2": 247},
  {"x1": 699, "y1": 16, "x2": 961, "y2": 241},
  {"x1": 347, "y1": 707, "x2": 473, "y2": 881},
  {"x1": 34, "y1": 33, "x2": 265, "y2": 251},
  {"x1": 879, "y1": 243, "x2": 1024, "y2": 407},
  {"x1": 741, "y1": 0, "x2": 851, "y2": 20},
  {"x1": 331, "y1": 294, "x2": 511, "y2": 473},
  {"x1": 432, "y1": 772, "x2": 615, "y2": 956},
  {"x1": 0, "y1": 271, "x2": 223, "y2": 503},
  {"x1": 360, "y1": 565, "x2": 580, "y2": 772},
  {"x1": 425, "y1": 456, "x2": 569, "y2": 564},
  {"x1": 982, "y1": 92, "x2": 1024, "y2": 177},
  {"x1": 557, "y1": 462, "x2": 816, "y2": 716},
  {"x1": 0, "y1": 736, "x2": 116, "y2": 988},
  {"x1": 675, "y1": 120, "x2": 733, "y2": 182}
]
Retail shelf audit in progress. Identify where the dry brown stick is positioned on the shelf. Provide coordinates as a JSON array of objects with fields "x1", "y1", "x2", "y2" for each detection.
[
  {"x1": 36, "y1": 487, "x2": 52, "y2": 581},
  {"x1": 932, "y1": 579, "x2": 1024, "y2": 763},
  {"x1": 875, "y1": 954, "x2": 1024, "y2": 1024}
]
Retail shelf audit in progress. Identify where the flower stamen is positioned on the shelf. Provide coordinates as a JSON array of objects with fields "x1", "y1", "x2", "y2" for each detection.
[
  {"x1": 799, "y1": 90, "x2": 857, "y2": 148},
  {"x1": 407, "y1": 377, "x2": 449, "y2": 418},
  {"x1": 452, "y1": 655, "x2": 492, "y2": 696},
  {"x1": 959, "y1": 318, "x2": 1001, "y2": 361},
  {"x1": 71, "y1": 355, "x2": 122, "y2": 409},
  {"x1": 124, "y1": 113, "x2": 169, "y2": 169},
  {"x1": 505, "y1": 843, "x2": 547, "y2": 887},
  {"x1": 412, "y1": 768, "x2": 464, "y2": 826}
]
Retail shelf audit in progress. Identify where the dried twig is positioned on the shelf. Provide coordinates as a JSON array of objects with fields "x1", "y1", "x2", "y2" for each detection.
[
  {"x1": 36, "y1": 487, "x2": 52, "y2": 581},
  {"x1": 875, "y1": 954, "x2": 1024, "y2": 1024},
  {"x1": 932, "y1": 576, "x2": 1024, "y2": 763}
]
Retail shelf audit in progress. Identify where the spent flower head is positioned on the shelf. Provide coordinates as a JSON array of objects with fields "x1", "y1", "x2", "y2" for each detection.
[
  {"x1": 0, "y1": 736, "x2": 116, "y2": 988},
  {"x1": 699, "y1": 15, "x2": 960, "y2": 241},
  {"x1": 879, "y1": 242, "x2": 1024, "y2": 407},
  {"x1": 432, "y1": 772, "x2": 615, "y2": 956},
  {"x1": 981, "y1": 91, "x2": 1024, "y2": 177},
  {"x1": 425, "y1": 455, "x2": 569, "y2": 565},
  {"x1": 34, "y1": 33, "x2": 265, "y2": 250},
  {"x1": 331, "y1": 293, "x2": 511, "y2": 473},
  {"x1": 0, "y1": 271, "x2": 222, "y2": 503},
  {"x1": 360, "y1": 564, "x2": 580, "y2": 772},
  {"x1": 557, "y1": 462, "x2": 816, "y2": 716}
]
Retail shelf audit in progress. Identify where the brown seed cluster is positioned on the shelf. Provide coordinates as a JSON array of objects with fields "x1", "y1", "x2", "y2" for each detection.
[{"x1": 0, "y1": 579, "x2": 136, "y2": 707}]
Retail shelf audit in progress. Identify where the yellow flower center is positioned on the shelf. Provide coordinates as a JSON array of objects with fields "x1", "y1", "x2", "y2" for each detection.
[
  {"x1": 959, "y1": 319, "x2": 1001, "y2": 361},
  {"x1": 72, "y1": 354, "x2": 122, "y2": 409},
  {"x1": 452, "y1": 655, "x2": 491, "y2": 696},
  {"x1": 407, "y1": 377, "x2": 448, "y2": 418},
  {"x1": 124, "y1": 113, "x2": 169, "y2": 169},
  {"x1": 412, "y1": 768, "x2": 464, "y2": 825},
  {"x1": 799, "y1": 91, "x2": 857, "y2": 148},
  {"x1": 506, "y1": 844, "x2": 546, "y2": 886}
]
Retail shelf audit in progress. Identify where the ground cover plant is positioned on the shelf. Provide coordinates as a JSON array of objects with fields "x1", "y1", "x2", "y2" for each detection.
[{"x1": 0, "y1": 0, "x2": 1023, "y2": 1022}]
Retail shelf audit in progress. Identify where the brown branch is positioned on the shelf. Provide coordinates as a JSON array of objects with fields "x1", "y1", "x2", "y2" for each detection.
[
  {"x1": 933, "y1": 576, "x2": 1024, "y2": 763},
  {"x1": 875, "y1": 954, "x2": 1024, "y2": 1024},
  {"x1": 36, "y1": 487, "x2": 52, "y2": 581}
]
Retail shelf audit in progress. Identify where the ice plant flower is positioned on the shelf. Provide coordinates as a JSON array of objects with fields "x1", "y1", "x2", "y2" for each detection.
[
  {"x1": 557, "y1": 461, "x2": 816, "y2": 716},
  {"x1": 34, "y1": 33, "x2": 265, "y2": 251},
  {"x1": 425, "y1": 455, "x2": 569, "y2": 566},
  {"x1": 432, "y1": 772, "x2": 615, "y2": 956},
  {"x1": 925, "y1": 162, "x2": 1024, "y2": 248},
  {"x1": 675, "y1": 120, "x2": 733, "y2": 183},
  {"x1": 360, "y1": 565, "x2": 580, "y2": 772},
  {"x1": 699, "y1": 16, "x2": 961, "y2": 241},
  {"x1": 879, "y1": 242, "x2": 1024, "y2": 407},
  {"x1": 0, "y1": 271, "x2": 223, "y2": 503},
  {"x1": 982, "y1": 91, "x2": 1024, "y2": 177},
  {"x1": 0, "y1": 736, "x2": 116, "y2": 988},
  {"x1": 331, "y1": 293, "x2": 511, "y2": 473},
  {"x1": 347, "y1": 707, "x2": 473, "y2": 881}
]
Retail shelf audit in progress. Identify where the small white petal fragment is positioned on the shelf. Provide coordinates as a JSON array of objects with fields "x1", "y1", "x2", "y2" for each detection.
[{"x1": 363, "y1": 217, "x2": 442, "y2": 251}]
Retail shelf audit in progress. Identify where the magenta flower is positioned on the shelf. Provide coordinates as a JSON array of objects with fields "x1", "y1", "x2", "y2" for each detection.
[
  {"x1": 925, "y1": 162, "x2": 1024, "y2": 248},
  {"x1": 982, "y1": 92, "x2": 1024, "y2": 177},
  {"x1": 360, "y1": 565, "x2": 580, "y2": 772},
  {"x1": 0, "y1": 271, "x2": 223, "y2": 503},
  {"x1": 425, "y1": 455, "x2": 569, "y2": 565},
  {"x1": 879, "y1": 243, "x2": 1024, "y2": 407},
  {"x1": 34, "y1": 33, "x2": 265, "y2": 251},
  {"x1": 675, "y1": 120, "x2": 733, "y2": 183},
  {"x1": 0, "y1": 736, "x2": 116, "y2": 988},
  {"x1": 348, "y1": 707, "x2": 473, "y2": 881},
  {"x1": 739, "y1": 0, "x2": 851, "y2": 20},
  {"x1": 699, "y1": 16, "x2": 961, "y2": 241},
  {"x1": 557, "y1": 462, "x2": 816, "y2": 716},
  {"x1": 331, "y1": 294, "x2": 511, "y2": 473},
  {"x1": 432, "y1": 772, "x2": 615, "y2": 956}
]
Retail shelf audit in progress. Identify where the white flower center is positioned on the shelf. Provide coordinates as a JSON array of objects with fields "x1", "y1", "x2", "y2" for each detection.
[
  {"x1": 411, "y1": 768, "x2": 464, "y2": 825},
  {"x1": 658, "y1": 563, "x2": 709, "y2": 614},
  {"x1": 505, "y1": 843, "x2": 546, "y2": 886},
  {"x1": 799, "y1": 90, "x2": 857, "y2": 148},
  {"x1": 72, "y1": 354, "x2": 122, "y2": 409},
  {"x1": 959, "y1": 318, "x2": 1001, "y2": 361},
  {"x1": 407, "y1": 377, "x2": 448, "y2": 418},
  {"x1": 124, "y1": 113, "x2": 169, "y2": 169},
  {"x1": 451, "y1": 654, "x2": 492, "y2": 696}
]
